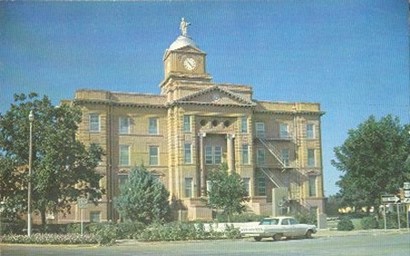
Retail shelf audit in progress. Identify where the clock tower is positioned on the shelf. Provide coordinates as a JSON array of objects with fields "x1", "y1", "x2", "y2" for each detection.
[{"x1": 160, "y1": 18, "x2": 212, "y2": 98}]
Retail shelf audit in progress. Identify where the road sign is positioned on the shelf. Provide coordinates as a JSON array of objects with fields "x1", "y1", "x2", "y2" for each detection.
[
  {"x1": 77, "y1": 197, "x2": 88, "y2": 209},
  {"x1": 381, "y1": 195, "x2": 400, "y2": 204}
]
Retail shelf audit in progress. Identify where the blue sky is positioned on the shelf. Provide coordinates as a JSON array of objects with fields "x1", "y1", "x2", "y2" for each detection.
[{"x1": 1, "y1": 1, "x2": 408, "y2": 196}]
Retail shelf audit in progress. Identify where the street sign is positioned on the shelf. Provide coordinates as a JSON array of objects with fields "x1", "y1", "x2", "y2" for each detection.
[
  {"x1": 381, "y1": 195, "x2": 400, "y2": 204},
  {"x1": 77, "y1": 197, "x2": 88, "y2": 209}
]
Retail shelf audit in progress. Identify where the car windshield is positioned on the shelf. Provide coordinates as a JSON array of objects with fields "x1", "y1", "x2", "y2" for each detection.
[{"x1": 260, "y1": 218, "x2": 279, "y2": 225}]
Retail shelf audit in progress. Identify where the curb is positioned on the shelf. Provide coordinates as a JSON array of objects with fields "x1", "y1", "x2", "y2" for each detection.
[{"x1": 315, "y1": 228, "x2": 410, "y2": 237}]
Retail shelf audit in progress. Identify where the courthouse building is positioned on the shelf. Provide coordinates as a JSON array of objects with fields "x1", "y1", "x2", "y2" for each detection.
[{"x1": 64, "y1": 19, "x2": 325, "y2": 222}]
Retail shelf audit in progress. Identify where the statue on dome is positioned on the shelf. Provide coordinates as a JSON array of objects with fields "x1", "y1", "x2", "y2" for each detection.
[{"x1": 180, "y1": 17, "x2": 190, "y2": 37}]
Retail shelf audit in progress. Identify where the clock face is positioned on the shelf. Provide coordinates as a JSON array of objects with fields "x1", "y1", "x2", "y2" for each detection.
[{"x1": 183, "y1": 57, "x2": 197, "y2": 71}]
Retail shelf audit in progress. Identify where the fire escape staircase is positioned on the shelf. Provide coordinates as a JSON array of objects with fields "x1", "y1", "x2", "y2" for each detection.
[
  {"x1": 257, "y1": 137, "x2": 304, "y2": 202},
  {"x1": 259, "y1": 167, "x2": 286, "y2": 188},
  {"x1": 257, "y1": 138, "x2": 290, "y2": 189},
  {"x1": 257, "y1": 137, "x2": 305, "y2": 175},
  {"x1": 258, "y1": 138, "x2": 289, "y2": 170}
]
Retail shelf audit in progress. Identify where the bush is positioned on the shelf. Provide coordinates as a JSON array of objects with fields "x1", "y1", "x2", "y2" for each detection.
[
  {"x1": 224, "y1": 224, "x2": 241, "y2": 239},
  {"x1": 0, "y1": 218, "x2": 25, "y2": 235},
  {"x1": 361, "y1": 216, "x2": 379, "y2": 230},
  {"x1": 88, "y1": 223, "x2": 119, "y2": 245},
  {"x1": 194, "y1": 222, "x2": 207, "y2": 240},
  {"x1": 138, "y1": 222, "x2": 200, "y2": 241},
  {"x1": 294, "y1": 210, "x2": 317, "y2": 225},
  {"x1": 337, "y1": 217, "x2": 354, "y2": 231},
  {"x1": 116, "y1": 221, "x2": 146, "y2": 239},
  {"x1": 378, "y1": 213, "x2": 407, "y2": 229},
  {"x1": 215, "y1": 213, "x2": 266, "y2": 223},
  {"x1": 0, "y1": 233, "x2": 98, "y2": 244},
  {"x1": 66, "y1": 223, "x2": 82, "y2": 234},
  {"x1": 41, "y1": 224, "x2": 68, "y2": 234},
  {"x1": 136, "y1": 221, "x2": 237, "y2": 241}
]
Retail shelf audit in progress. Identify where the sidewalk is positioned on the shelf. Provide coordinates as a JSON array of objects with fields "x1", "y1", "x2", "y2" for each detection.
[{"x1": 315, "y1": 228, "x2": 410, "y2": 237}]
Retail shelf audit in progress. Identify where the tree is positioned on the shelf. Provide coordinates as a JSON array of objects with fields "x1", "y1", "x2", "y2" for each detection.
[
  {"x1": 332, "y1": 115, "x2": 410, "y2": 211},
  {"x1": 114, "y1": 166, "x2": 171, "y2": 224},
  {"x1": 207, "y1": 163, "x2": 248, "y2": 222},
  {"x1": 325, "y1": 194, "x2": 343, "y2": 217},
  {"x1": 0, "y1": 93, "x2": 103, "y2": 225}
]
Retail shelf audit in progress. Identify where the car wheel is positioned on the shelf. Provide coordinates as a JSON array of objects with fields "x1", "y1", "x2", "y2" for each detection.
[
  {"x1": 273, "y1": 233, "x2": 282, "y2": 241},
  {"x1": 254, "y1": 237, "x2": 262, "y2": 242},
  {"x1": 305, "y1": 230, "x2": 313, "y2": 239}
]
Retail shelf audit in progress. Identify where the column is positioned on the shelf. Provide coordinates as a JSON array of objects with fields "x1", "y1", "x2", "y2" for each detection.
[
  {"x1": 227, "y1": 134, "x2": 235, "y2": 174},
  {"x1": 199, "y1": 132, "x2": 206, "y2": 197}
]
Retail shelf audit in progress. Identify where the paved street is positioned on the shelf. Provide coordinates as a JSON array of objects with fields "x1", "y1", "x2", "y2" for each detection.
[{"x1": 1, "y1": 230, "x2": 409, "y2": 256}]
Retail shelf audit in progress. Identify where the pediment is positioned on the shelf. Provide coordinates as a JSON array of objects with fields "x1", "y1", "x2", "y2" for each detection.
[
  {"x1": 173, "y1": 86, "x2": 255, "y2": 107},
  {"x1": 175, "y1": 45, "x2": 204, "y2": 54}
]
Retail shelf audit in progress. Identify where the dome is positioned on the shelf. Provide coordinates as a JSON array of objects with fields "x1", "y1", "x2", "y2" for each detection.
[{"x1": 168, "y1": 35, "x2": 199, "y2": 51}]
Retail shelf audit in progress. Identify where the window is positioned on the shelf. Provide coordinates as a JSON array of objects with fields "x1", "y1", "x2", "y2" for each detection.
[
  {"x1": 289, "y1": 218, "x2": 298, "y2": 225},
  {"x1": 255, "y1": 122, "x2": 265, "y2": 138},
  {"x1": 309, "y1": 176, "x2": 317, "y2": 197},
  {"x1": 306, "y1": 123, "x2": 315, "y2": 139},
  {"x1": 149, "y1": 146, "x2": 159, "y2": 166},
  {"x1": 205, "y1": 145, "x2": 222, "y2": 165},
  {"x1": 183, "y1": 115, "x2": 191, "y2": 132},
  {"x1": 119, "y1": 117, "x2": 130, "y2": 134},
  {"x1": 257, "y1": 175, "x2": 266, "y2": 196},
  {"x1": 184, "y1": 143, "x2": 192, "y2": 164},
  {"x1": 148, "y1": 117, "x2": 158, "y2": 135},
  {"x1": 241, "y1": 116, "x2": 248, "y2": 133},
  {"x1": 281, "y1": 148, "x2": 290, "y2": 167},
  {"x1": 242, "y1": 144, "x2": 249, "y2": 164},
  {"x1": 205, "y1": 145, "x2": 213, "y2": 165},
  {"x1": 214, "y1": 146, "x2": 222, "y2": 164},
  {"x1": 118, "y1": 174, "x2": 129, "y2": 188},
  {"x1": 119, "y1": 145, "x2": 130, "y2": 166},
  {"x1": 279, "y1": 123, "x2": 289, "y2": 138},
  {"x1": 90, "y1": 211, "x2": 101, "y2": 223},
  {"x1": 89, "y1": 113, "x2": 100, "y2": 132},
  {"x1": 185, "y1": 177, "x2": 193, "y2": 198},
  {"x1": 243, "y1": 178, "x2": 250, "y2": 196},
  {"x1": 307, "y1": 149, "x2": 315, "y2": 167},
  {"x1": 257, "y1": 148, "x2": 266, "y2": 165}
]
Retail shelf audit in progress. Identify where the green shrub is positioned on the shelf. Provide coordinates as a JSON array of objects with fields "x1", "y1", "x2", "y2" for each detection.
[
  {"x1": 0, "y1": 218, "x2": 25, "y2": 235},
  {"x1": 41, "y1": 224, "x2": 68, "y2": 234},
  {"x1": 0, "y1": 233, "x2": 98, "y2": 244},
  {"x1": 88, "y1": 223, "x2": 119, "y2": 245},
  {"x1": 337, "y1": 217, "x2": 354, "y2": 231},
  {"x1": 137, "y1": 221, "x2": 234, "y2": 241},
  {"x1": 295, "y1": 210, "x2": 317, "y2": 225},
  {"x1": 205, "y1": 223, "x2": 223, "y2": 239},
  {"x1": 66, "y1": 223, "x2": 82, "y2": 234},
  {"x1": 117, "y1": 221, "x2": 146, "y2": 239},
  {"x1": 360, "y1": 216, "x2": 379, "y2": 230},
  {"x1": 194, "y1": 222, "x2": 207, "y2": 240},
  {"x1": 215, "y1": 213, "x2": 266, "y2": 222},
  {"x1": 378, "y1": 213, "x2": 407, "y2": 229},
  {"x1": 224, "y1": 224, "x2": 241, "y2": 239}
]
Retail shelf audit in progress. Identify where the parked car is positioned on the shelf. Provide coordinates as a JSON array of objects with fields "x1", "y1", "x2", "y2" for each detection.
[{"x1": 240, "y1": 216, "x2": 317, "y2": 241}]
